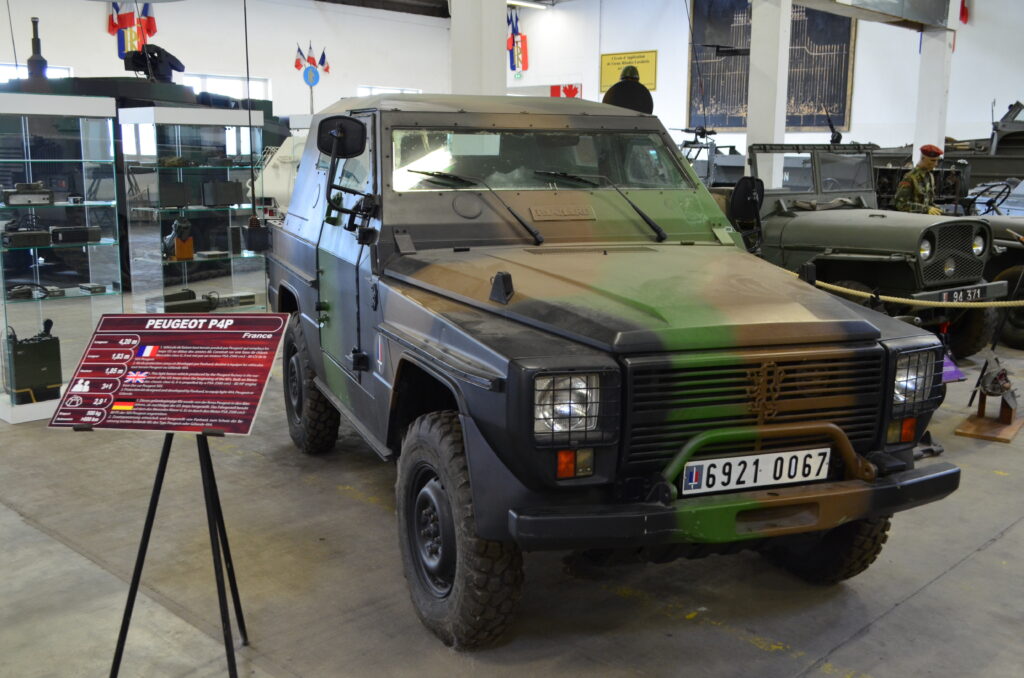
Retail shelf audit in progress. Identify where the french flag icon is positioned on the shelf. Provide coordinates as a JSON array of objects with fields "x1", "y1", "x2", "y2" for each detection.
[{"x1": 136, "y1": 345, "x2": 159, "y2": 358}]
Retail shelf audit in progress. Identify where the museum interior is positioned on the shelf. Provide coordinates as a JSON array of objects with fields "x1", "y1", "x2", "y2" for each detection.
[{"x1": 1, "y1": 0, "x2": 1023, "y2": 676}]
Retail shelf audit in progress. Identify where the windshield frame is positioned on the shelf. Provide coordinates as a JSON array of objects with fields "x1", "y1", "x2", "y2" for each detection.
[{"x1": 387, "y1": 124, "x2": 698, "y2": 194}]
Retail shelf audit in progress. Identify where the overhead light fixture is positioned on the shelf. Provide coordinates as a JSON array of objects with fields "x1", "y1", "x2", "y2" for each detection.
[{"x1": 508, "y1": 1, "x2": 549, "y2": 9}]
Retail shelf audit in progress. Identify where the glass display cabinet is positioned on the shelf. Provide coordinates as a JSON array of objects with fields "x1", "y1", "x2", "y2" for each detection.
[
  {"x1": 120, "y1": 107, "x2": 268, "y2": 314},
  {"x1": 0, "y1": 93, "x2": 121, "y2": 423}
]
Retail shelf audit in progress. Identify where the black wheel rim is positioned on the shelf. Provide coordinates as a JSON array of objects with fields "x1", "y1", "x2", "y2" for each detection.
[
  {"x1": 407, "y1": 464, "x2": 456, "y2": 598},
  {"x1": 286, "y1": 351, "x2": 303, "y2": 422}
]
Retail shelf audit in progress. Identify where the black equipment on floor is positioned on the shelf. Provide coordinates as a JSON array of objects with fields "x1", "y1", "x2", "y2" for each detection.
[{"x1": 5, "y1": 319, "x2": 61, "y2": 404}]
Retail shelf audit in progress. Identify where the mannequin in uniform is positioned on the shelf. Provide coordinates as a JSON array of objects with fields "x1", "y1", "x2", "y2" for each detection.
[{"x1": 894, "y1": 144, "x2": 944, "y2": 215}]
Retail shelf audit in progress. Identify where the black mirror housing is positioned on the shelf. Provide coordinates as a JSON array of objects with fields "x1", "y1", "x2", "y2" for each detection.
[
  {"x1": 317, "y1": 115, "x2": 367, "y2": 158},
  {"x1": 729, "y1": 176, "x2": 765, "y2": 231}
]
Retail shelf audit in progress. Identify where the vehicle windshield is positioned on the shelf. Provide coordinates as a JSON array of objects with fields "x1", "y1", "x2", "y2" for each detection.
[
  {"x1": 392, "y1": 129, "x2": 693, "y2": 192},
  {"x1": 753, "y1": 151, "x2": 873, "y2": 192}
]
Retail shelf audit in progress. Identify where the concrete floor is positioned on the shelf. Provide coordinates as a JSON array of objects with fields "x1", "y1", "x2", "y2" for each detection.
[{"x1": 1, "y1": 349, "x2": 1022, "y2": 678}]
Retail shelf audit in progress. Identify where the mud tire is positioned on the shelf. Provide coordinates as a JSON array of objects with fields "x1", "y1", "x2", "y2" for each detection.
[
  {"x1": 765, "y1": 516, "x2": 892, "y2": 585},
  {"x1": 397, "y1": 411, "x2": 523, "y2": 649},
  {"x1": 948, "y1": 306, "x2": 998, "y2": 359},
  {"x1": 994, "y1": 265, "x2": 1024, "y2": 349},
  {"x1": 283, "y1": 313, "x2": 340, "y2": 455}
]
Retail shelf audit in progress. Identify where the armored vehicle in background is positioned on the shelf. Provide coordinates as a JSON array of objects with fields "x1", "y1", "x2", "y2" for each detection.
[
  {"x1": 716, "y1": 144, "x2": 1006, "y2": 358},
  {"x1": 268, "y1": 96, "x2": 959, "y2": 648}
]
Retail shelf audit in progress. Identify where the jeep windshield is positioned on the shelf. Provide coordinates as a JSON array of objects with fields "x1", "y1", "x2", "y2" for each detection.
[
  {"x1": 392, "y1": 129, "x2": 695, "y2": 192},
  {"x1": 753, "y1": 151, "x2": 874, "y2": 193}
]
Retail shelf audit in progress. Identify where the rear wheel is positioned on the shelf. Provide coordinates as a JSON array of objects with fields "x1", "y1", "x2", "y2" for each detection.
[
  {"x1": 994, "y1": 265, "x2": 1024, "y2": 349},
  {"x1": 282, "y1": 313, "x2": 340, "y2": 455},
  {"x1": 948, "y1": 306, "x2": 998, "y2": 358},
  {"x1": 396, "y1": 411, "x2": 523, "y2": 649},
  {"x1": 764, "y1": 516, "x2": 892, "y2": 585}
]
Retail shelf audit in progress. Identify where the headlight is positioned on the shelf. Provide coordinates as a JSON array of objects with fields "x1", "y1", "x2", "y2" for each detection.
[
  {"x1": 972, "y1": 234, "x2": 986, "y2": 256},
  {"x1": 943, "y1": 257, "x2": 956, "y2": 277},
  {"x1": 919, "y1": 237, "x2": 933, "y2": 261},
  {"x1": 893, "y1": 351, "x2": 935, "y2": 407},
  {"x1": 534, "y1": 374, "x2": 600, "y2": 434}
]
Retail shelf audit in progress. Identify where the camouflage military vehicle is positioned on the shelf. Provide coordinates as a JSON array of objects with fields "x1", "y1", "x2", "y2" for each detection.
[
  {"x1": 268, "y1": 96, "x2": 960, "y2": 648},
  {"x1": 717, "y1": 144, "x2": 1006, "y2": 359}
]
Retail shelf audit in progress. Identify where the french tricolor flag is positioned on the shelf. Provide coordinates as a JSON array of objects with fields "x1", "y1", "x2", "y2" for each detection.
[
  {"x1": 294, "y1": 44, "x2": 305, "y2": 70},
  {"x1": 137, "y1": 345, "x2": 159, "y2": 358},
  {"x1": 307, "y1": 42, "x2": 317, "y2": 67}
]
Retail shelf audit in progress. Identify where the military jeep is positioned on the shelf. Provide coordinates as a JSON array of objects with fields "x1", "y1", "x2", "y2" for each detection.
[
  {"x1": 717, "y1": 144, "x2": 1007, "y2": 359},
  {"x1": 268, "y1": 96, "x2": 960, "y2": 648}
]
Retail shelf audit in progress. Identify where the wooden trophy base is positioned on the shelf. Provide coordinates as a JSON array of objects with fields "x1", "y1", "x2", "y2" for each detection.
[{"x1": 955, "y1": 392, "x2": 1023, "y2": 443}]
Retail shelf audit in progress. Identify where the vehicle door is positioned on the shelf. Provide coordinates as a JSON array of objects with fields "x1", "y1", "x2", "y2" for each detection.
[{"x1": 316, "y1": 113, "x2": 377, "y2": 401}]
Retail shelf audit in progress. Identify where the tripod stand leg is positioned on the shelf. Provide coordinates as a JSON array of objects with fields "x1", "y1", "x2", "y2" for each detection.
[
  {"x1": 206, "y1": 446, "x2": 249, "y2": 645},
  {"x1": 110, "y1": 433, "x2": 174, "y2": 678},
  {"x1": 197, "y1": 435, "x2": 238, "y2": 678}
]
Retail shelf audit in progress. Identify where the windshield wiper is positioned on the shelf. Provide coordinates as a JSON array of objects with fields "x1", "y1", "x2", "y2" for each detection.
[
  {"x1": 408, "y1": 169, "x2": 544, "y2": 245},
  {"x1": 535, "y1": 170, "x2": 667, "y2": 242},
  {"x1": 533, "y1": 170, "x2": 600, "y2": 187}
]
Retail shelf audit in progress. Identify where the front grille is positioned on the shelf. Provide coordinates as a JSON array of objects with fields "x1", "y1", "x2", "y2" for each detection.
[
  {"x1": 622, "y1": 345, "x2": 885, "y2": 473},
  {"x1": 922, "y1": 222, "x2": 984, "y2": 285}
]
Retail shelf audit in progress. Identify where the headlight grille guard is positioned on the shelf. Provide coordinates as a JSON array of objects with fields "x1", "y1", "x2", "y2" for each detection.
[
  {"x1": 531, "y1": 368, "x2": 621, "y2": 448},
  {"x1": 886, "y1": 341, "x2": 945, "y2": 420}
]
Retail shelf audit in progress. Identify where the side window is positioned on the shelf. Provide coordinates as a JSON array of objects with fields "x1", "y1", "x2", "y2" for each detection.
[{"x1": 335, "y1": 144, "x2": 371, "y2": 191}]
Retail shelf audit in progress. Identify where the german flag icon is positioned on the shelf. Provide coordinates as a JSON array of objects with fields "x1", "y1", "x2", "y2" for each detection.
[{"x1": 112, "y1": 399, "x2": 136, "y2": 411}]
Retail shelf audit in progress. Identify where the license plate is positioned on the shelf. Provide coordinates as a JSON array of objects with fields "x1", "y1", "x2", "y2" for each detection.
[
  {"x1": 943, "y1": 286, "x2": 987, "y2": 303},
  {"x1": 680, "y1": 448, "x2": 831, "y2": 496}
]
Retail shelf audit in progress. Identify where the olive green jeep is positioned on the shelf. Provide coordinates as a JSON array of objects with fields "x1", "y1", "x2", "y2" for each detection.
[
  {"x1": 715, "y1": 143, "x2": 1007, "y2": 358},
  {"x1": 268, "y1": 97, "x2": 959, "y2": 648}
]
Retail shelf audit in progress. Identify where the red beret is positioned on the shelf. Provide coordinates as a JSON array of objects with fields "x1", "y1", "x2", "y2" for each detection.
[{"x1": 920, "y1": 144, "x2": 943, "y2": 158}]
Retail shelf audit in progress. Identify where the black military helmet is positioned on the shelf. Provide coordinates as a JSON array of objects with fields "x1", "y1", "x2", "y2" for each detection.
[{"x1": 620, "y1": 65, "x2": 640, "y2": 80}]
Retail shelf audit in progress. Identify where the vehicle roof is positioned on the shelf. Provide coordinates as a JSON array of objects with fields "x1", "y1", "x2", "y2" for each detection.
[{"x1": 318, "y1": 93, "x2": 650, "y2": 118}]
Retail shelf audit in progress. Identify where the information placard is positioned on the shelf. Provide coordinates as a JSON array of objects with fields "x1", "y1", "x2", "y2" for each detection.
[{"x1": 49, "y1": 314, "x2": 288, "y2": 435}]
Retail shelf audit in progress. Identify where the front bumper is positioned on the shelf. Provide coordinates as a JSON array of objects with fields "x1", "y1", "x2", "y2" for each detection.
[
  {"x1": 911, "y1": 280, "x2": 1007, "y2": 303},
  {"x1": 508, "y1": 422, "x2": 961, "y2": 551}
]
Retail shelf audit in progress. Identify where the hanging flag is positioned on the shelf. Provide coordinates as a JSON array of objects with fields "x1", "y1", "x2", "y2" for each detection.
[
  {"x1": 294, "y1": 43, "x2": 305, "y2": 70},
  {"x1": 959, "y1": 0, "x2": 969, "y2": 24},
  {"x1": 307, "y1": 41, "x2": 317, "y2": 67},
  {"x1": 319, "y1": 49, "x2": 330, "y2": 74},
  {"x1": 139, "y1": 3, "x2": 157, "y2": 38},
  {"x1": 106, "y1": 2, "x2": 119, "y2": 35},
  {"x1": 506, "y1": 8, "x2": 528, "y2": 73}
]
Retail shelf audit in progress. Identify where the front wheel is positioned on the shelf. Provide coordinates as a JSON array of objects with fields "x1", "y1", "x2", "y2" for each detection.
[
  {"x1": 763, "y1": 516, "x2": 892, "y2": 585},
  {"x1": 948, "y1": 306, "x2": 998, "y2": 359},
  {"x1": 396, "y1": 411, "x2": 523, "y2": 649},
  {"x1": 994, "y1": 265, "x2": 1024, "y2": 349}
]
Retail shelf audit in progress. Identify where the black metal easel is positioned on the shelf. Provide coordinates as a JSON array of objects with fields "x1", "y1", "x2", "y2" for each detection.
[{"x1": 98, "y1": 428, "x2": 248, "y2": 678}]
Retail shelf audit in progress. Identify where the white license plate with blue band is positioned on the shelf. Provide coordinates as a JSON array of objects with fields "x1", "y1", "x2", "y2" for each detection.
[{"x1": 680, "y1": 448, "x2": 832, "y2": 496}]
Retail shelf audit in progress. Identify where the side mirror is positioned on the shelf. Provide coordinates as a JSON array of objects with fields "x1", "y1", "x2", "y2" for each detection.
[
  {"x1": 316, "y1": 115, "x2": 367, "y2": 158},
  {"x1": 729, "y1": 176, "x2": 765, "y2": 231}
]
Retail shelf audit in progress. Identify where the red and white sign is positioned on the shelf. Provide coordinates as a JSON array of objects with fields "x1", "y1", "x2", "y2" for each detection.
[
  {"x1": 549, "y1": 84, "x2": 582, "y2": 98},
  {"x1": 50, "y1": 314, "x2": 288, "y2": 435}
]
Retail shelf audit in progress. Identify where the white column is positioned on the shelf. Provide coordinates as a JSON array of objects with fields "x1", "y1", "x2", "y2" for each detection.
[
  {"x1": 449, "y1": 0, "x2": 508, "y2": 95},
  {"x1": 912, "y1": 27, "x2": 955, "y2": 162},
  {"x1": 745, "y1": 0, "x2": 792, "y2": 184}
]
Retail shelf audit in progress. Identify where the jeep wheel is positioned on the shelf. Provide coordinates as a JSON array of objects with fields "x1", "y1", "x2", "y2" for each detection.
[
  {"x1": 396, "y1": 411, "x2": 523, "y2": 648},
  {"x1": 994, "y1": 265, "x2": 1024, "y2": 349},
  {"x1": 283, "y1": 313, "x2": 340, "y2": 455},
  {"x1": 948, "y1": 306, "x2": 998, "y2": 358},
  {"x1": 764, "y1": 516, "x2": 891, "y2": 585}
]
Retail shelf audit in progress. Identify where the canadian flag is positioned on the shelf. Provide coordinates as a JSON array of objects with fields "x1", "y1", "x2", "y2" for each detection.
[{"x1": 550, "y1": 84, "x2": 582, "y2": 98}]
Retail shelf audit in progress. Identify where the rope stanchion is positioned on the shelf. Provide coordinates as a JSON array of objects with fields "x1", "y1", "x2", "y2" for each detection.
[{"x1": 783, "y1": 271, "x2": 1024, "y2": 309}]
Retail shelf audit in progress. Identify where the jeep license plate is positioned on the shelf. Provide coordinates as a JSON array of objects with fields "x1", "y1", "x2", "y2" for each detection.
[
  {"x1": 680, "y1": 448, "x2": 831, "y2": 496},
  {"x1": 943, "y1": 286, "x2": 987, "y2": 303}
]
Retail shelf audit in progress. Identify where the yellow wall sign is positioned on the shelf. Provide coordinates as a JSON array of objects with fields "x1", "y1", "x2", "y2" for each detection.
[{"x1": 600, "y1": 51, "x2": 657, "y2": 92}]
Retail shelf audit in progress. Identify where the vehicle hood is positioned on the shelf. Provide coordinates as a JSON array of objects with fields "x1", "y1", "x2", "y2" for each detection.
[
  {"x1": 385, "y1": 244, "x2": 894, "y2": 354},
  {"x1": 764, "y1": 209, "x2": 989, "y2": 254}
]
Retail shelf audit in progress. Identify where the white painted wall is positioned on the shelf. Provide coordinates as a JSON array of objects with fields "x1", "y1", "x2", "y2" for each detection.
[
  {"x1": 507, "y1": 0, "x2": 1024, "y2": 152},
  {"x1": 0, "y1": 0, "x2": 450, "y2": 118}
]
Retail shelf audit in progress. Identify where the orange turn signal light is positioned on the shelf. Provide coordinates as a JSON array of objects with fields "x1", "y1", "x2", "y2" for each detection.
[
  {"x1": 556, "y1": 450, "x2": 576, "y2": 479},
  {"x1": 901, "y1": 417, "x2": 917, "y2": 443}
]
